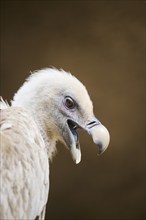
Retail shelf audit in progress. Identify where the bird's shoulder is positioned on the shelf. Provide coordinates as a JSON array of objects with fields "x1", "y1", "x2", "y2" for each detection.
[{"x1": 0, "y1": 106, "x2": 49, "y2": 220}]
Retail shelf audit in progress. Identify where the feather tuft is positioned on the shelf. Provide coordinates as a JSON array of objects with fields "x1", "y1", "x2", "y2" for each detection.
[{"x1": 0, "y1": 97, "x2": 9, "y2": 109}]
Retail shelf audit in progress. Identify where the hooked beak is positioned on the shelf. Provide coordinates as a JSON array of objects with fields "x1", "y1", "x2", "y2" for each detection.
[
  {"x1": 85, "y1": 118, "x2": 110, "y2": 155},
  {"x1": 62, "y1": 118, "x2": 110, "y2": 164}
]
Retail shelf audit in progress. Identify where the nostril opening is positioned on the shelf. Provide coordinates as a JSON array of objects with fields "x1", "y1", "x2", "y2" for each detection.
[
  {"x1": 87, "y1": 121, "x2": 97, "y2": 126},
  {"x1": 87, "y1": 120, "x2": 101, "y2": 129}
]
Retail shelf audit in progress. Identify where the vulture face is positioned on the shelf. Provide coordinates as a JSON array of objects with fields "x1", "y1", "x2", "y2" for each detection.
[{"x1": 53, "y1": 78, "x2": 110, "y2": 164}]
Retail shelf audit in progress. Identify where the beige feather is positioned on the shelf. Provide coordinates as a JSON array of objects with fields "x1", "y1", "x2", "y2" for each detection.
[{"x1": 0, "y1": 106, "x2": 49, "y2": 220}]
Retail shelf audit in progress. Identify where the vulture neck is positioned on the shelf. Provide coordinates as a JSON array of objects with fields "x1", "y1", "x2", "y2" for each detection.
[{"x1": 12, "y1": 89, "x2": 58, "y2": 160}]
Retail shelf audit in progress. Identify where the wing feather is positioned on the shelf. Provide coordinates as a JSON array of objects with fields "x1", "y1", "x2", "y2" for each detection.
[
  {"x1": 35, "y1": 206, "x2": 46, "y2": 220},
  {"x1": 0, "y1": 106, "x2": 49, "y2": 220}
]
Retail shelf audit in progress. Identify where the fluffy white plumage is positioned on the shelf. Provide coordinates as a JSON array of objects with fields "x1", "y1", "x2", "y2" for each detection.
[
  {"x1": 0, "y1": 107, "x2": 49, "y2": 219},
  {"x1": 0, "y1": 68, "x2": 110, "y2": 220}
]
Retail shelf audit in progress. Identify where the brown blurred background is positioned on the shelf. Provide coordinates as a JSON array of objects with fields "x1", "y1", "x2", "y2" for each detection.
[{"x1": 0, "y1": 1, "x2": 145, "y2": 220}]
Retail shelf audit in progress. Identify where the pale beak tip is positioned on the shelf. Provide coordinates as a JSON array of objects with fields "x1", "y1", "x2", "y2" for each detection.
[
  {"x1": 75, "y1": 159, "x2": 81, "y2": 164},
  {"x1": 71, "y1": 148, "x2": 81, "y2": 164},
  {"x1": 92, "y1": 124, "x2": 110, "y2": 155}
]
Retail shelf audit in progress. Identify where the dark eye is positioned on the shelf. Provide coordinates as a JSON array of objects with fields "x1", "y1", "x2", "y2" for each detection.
[{"x1": 65, "y1": 97, "x2": 75, "y2": 109}]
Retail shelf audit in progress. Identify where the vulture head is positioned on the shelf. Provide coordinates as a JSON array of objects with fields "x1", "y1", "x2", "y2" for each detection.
[{"x1": 12, "y1": 68, "x2": 110, "y2": 164}]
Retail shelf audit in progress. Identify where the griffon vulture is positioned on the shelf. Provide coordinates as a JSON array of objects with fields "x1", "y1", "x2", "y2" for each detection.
[{"x1": 0, "y1": 68, "x2": 110, "y2": 220}]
